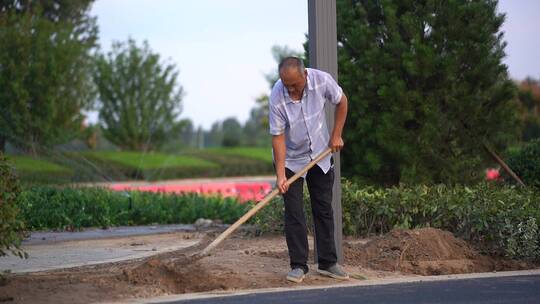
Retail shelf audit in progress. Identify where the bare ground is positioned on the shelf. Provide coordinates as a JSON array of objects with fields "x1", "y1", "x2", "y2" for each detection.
[{"x1": 0, "y1": 228, "x2": 534, "y2": 304}]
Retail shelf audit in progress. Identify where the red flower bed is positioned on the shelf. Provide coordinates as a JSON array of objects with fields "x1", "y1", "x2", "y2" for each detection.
[{"x1": 109, "y1": 182, "x2": 272, "y2": 203}]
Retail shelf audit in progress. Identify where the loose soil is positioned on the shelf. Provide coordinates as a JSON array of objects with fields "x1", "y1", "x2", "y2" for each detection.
[
  {"x1": 0, "y1": 228, "x2": 534, "y2": 304},
  {"x1": 344, "y1": 228, "x2": 531, "y2": 275}
]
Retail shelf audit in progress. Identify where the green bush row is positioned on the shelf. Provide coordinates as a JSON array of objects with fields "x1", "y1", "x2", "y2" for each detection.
[
  {"x1": 71, "y1": 152, "x2": 220, "y2": 182},
  {"x1": 18, "y1": 186, "x2": 249, "y2": 231},
  {"x1": 252, "y1": 181, "x2": 540, "y2": 260},
  {"x1": 184, "y1": 150, "x2": 273, "y2": 177},
  {"x1": 506, "y1": 138, "x2": 540, "y2": 188},
  {"x1": 14, "y1": 180, "x2": 540, "y2": 261}
]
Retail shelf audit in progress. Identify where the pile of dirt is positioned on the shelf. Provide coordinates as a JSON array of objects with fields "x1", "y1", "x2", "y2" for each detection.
[
  {"x1": 115, "y1": 236, "x2": 253, "y2": 295},
  {"x1": 345, "y1": 227, "x2": 528, "y2": 275},
  {"x1": 0, "y1": 246, "x2": 250, "y2": 304},
  {"x1": 121, "y1": 258, "x2": 228, "y2": 293}
]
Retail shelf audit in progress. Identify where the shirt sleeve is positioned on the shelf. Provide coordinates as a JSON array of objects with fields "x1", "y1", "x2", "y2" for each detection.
[
  {"x1": 324, "y1": 73, "x2": 343, "y2": 105},
  {"x1": 268, "y1": 88, "x2": 287, "y2": 135}
]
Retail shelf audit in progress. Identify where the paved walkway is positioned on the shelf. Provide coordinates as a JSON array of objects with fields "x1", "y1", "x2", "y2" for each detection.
[{"x1": 0, "y1": 225, "x2": 201, "y2": 273}]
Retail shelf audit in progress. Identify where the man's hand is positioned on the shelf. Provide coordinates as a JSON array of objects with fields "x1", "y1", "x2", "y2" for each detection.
[
  {"x1": 329, "y1": 94, "x2": 347, "y2": 153},
  {"x1": 272, "y1": 134, "x2": 288, "y2": 193},
  {"x1": 329, "y1": 135, "x2": 344, "y2": 153},
  {"x1": 277, "y1": 174, "x2": 289, "y2": 194}
]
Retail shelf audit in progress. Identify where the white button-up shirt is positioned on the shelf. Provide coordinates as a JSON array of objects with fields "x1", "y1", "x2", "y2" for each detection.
[{"x1": 269, "y1": 68, "x2": 343, "y2": 175}]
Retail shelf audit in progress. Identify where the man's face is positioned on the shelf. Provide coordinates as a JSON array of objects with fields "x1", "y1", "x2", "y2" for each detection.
[{"x1": 280, "y1": 68, "x2": 307, "y2": 99}]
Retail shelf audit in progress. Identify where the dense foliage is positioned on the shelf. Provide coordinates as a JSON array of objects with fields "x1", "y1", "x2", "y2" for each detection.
[
  {"x1": 505, "y1": 139, "x2": 540, "y2": 188},
  {"x1": 18, "y1": 186, "x2": 249, "y2": 231},
  {"x1": 0, "y1": 0, "x2": 98, "y2": 154},
  {"x1": 253, "y1": 180, "x2": 540, "y2": 260},
  {"x1": 93, "y1": 39, "x2": 184, "y2": 151},
  {"x1": 516, "y1": 78, "x2": 540, "y2": 142},
  {"x1": 0, "y1": 154, "x2": 27, "y2": 258},
  {"x1": 336, "y1": 0, "x2": 519, "y2": 185}
]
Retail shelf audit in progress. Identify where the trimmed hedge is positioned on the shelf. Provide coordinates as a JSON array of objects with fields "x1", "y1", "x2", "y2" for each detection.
[
  {"x1": 183, "y1": 150, "x2": 273, "y2": 177},
  {"x1": 506, "y1": 138, "x2": 540, "y2": 188},
  {"x1": 252, "y1": 181, "x2": 540, "y2": 260},
  {"x1": 205, "y1": 147, "x2": 273, "y2": 164},
  {"x1": 18, "y1": 186, "x2": 249, "y2": 231},
  {"x1": 78, "y1": 151, "x2": 219, "y2": 181}
]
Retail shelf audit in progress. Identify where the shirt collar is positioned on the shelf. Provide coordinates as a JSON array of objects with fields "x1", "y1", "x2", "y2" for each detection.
[
  {"x1": 283, "y1": 88, "x2": 307, "y2": 104},
  {"x1": 306, "y1": 68, "x2": 314, "y2": 91}
]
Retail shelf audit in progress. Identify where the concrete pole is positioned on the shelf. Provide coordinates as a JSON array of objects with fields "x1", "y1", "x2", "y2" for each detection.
[{"x1": 308, "y1": 0, "x2": 343, "y2": 264}]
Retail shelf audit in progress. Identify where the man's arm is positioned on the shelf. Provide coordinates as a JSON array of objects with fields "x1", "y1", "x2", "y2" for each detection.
[
  {"x1": 329, "y1": 94, "x2": 348, "y2": 152},
  {"x1": 272, "y1": 134, "x2": 289, "y2": 193}
]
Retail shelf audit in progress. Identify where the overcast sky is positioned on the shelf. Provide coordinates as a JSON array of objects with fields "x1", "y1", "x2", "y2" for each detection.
[{"x1": 89, "y1": 0, "x2": 540, "y2": 129}]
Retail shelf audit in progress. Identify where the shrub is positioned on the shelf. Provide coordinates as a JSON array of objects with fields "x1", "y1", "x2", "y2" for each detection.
[
  {"x1": 185, "y1": 150, "x2": 273, "y2": 177},
  {"x1": 254, "y1": 180, "x2": 540, "y2": 261},
  {"x1": 78, "y1": 151, "x2": 219, "y2": 181},
  {"x1": 17, "y1": 186, "x2": 249, "y2": 231},
  {"x1": 251, "y1": 196, "x2": 285, "y2": 234},
  {"x1": 0, "y1": 154, "x2": 27, "y2": 258},
  {"x1": 505, "y1": 139, "x2": 540, "y2": 188},
  {"x1": 499, "y1": 217, "x2": 539, "y2": 261}
]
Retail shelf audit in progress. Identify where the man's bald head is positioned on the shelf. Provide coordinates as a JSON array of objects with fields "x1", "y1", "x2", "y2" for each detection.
[
  {"x1": 278, "y1": 57, "x2": 307, "y2": 100},
  {"x1": 279, "y1": 57, "x2": 305, "y2": 77}
]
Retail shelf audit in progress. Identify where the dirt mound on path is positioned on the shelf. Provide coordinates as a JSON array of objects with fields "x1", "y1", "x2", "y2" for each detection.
[
  {"x1": 122, "y1": 258, "x2": 229, "y2": 293},
  {"x1": 117, "y1": 236, "x2": 249, "y2": 295},
  {"x1": 345, "y1": 228, "x2": 527, "y2": 275}
]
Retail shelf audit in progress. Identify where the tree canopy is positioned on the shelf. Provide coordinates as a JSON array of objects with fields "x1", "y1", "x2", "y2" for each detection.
[
  {"x1": 93, "y1": 39, "x2": 184, "y2": 151},
  {"x1": 0, "y1": 0, "x2": 97, "y2": 153},
  {"x1": 517, "y1": 78, "x2": 540, "y2": 142},
  {"x1": 337, "y1": 0, "x2": 519, "y2": 185}
]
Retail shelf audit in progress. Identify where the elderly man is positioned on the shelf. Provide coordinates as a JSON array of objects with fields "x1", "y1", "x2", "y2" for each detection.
[{"x1": 269, "y1": 56, "x2": 349, "y2": 283}]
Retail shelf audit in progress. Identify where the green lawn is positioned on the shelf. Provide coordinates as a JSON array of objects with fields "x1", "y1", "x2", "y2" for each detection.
[
  {"x1": 80, "y1": 151, "x2": 218, "y2": 169},
  {"x1": 5, "y1": 148, "x2": 272, "y2": 184},
  {"x1": 206, "y1": 147, "x2": 273, "y2": 163},
  {"x1": 6, "y1": 155, "x2": 72, "y2": 173}
]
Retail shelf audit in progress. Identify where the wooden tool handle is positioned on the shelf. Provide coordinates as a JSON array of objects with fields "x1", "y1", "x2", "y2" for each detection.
[{"x1": 198, "y1": 148, "x2": 333, "y2": 257}]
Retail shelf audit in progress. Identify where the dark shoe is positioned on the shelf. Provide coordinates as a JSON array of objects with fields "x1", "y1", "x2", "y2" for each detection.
[
  {"x1": 317, "y1": 264, "x2": 349, "y2": 280},
  {"x1": 286, "y1": 268, "x2": 306, "y2": 283}
]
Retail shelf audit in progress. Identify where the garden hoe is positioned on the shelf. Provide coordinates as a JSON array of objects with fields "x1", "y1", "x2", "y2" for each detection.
[{"x1": 189, "y1": 147, "x2": 333, "y2": 261}]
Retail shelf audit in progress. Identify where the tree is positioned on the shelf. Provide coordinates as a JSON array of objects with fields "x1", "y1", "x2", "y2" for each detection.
[
  {"x1": 205, "y1": 121, "x2": 223, "y2": 147},
  {"x1": 336, "y1": 0, "x2": 519, "y2": 185},
  {"x1": 94, "y1": 39, "x2": 184, "y2": 151},
  {"x1": 243, "y1": 97, "x2": 271, "y2": 147},
  {"x1": 0, "y1": 1, "x2": 98, "y2": 154},
  {"x1": 221, "y1": 117, "x2": 242, "y2": 147},
  {"x1": 517, "y1": 78, "x2": 540, "y2": 142},
  {"x1": 0, "y1": 0, "x2": 95, "y2": 23},
  {"x1": 195, "y1": 126, "x2": 204, "y2": 149},
  {"x1": 161, "y1": 118, "x2": 196, "y2": 152},
  {"x1": 179, "y1": 118, "x2": 195, "y2": 148}
]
